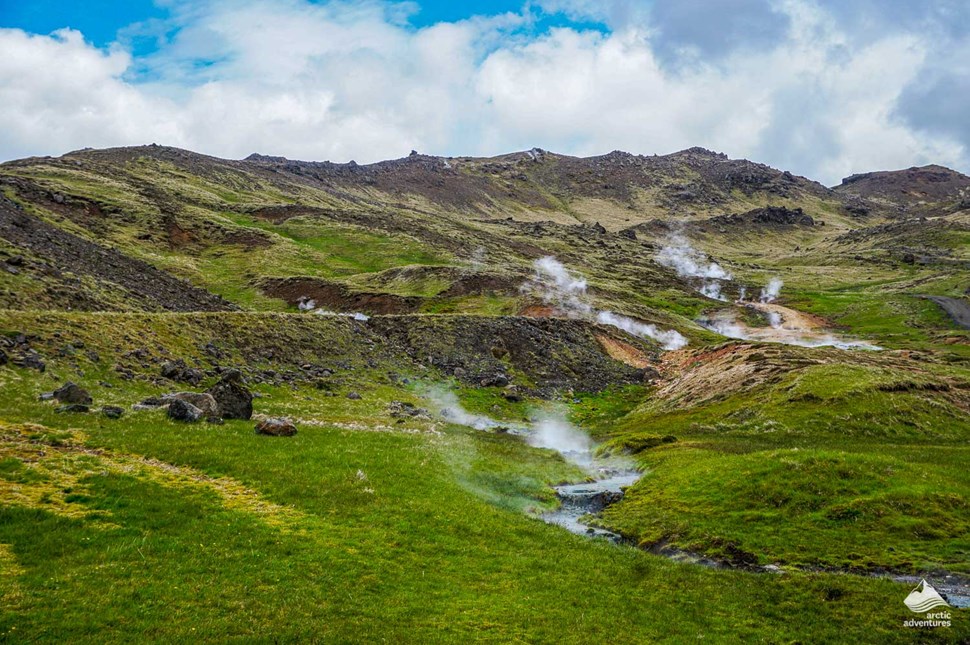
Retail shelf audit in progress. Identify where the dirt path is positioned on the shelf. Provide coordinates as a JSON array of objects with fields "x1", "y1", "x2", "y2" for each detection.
[{"x1": 925, "y1": 295, "x2": 970, "y2": 330}]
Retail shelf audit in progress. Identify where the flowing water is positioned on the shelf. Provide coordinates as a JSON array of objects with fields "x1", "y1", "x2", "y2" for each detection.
[{"x1": 540, "y1": 469, "x2": 641, "y2": 541}]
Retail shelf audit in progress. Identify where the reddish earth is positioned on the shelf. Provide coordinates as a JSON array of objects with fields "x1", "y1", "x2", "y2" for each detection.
[
  {"x1": 519, "y1": 305, "x2": 556, "y2": 317},
  {"x1": 260, "y1": 277, "x2": 422, "y2": 315}
]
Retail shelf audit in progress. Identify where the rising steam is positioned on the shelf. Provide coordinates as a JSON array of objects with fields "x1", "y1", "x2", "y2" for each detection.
[
  {"x1": 524, "y1": 257, "x2": 687, "y2": 350},
  {"x1": 527, "y1": 412, "x2": 594, "y2": 468},
  {"x1": 760, "y1": 277, "x2": 783, "y2": 303},
  {"x1": 656, "y1": 233, "x2": 732, "y2": 301},
  {"x1": 423, "y1": 386, "x2": 518, "y2": 432}
]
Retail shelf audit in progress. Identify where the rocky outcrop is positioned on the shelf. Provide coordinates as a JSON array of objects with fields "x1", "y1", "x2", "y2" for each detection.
[
  {"x1": 709, "y1": 206, "x2": 814, "y2": 228},
  {"x1": 260, "y1": 277, "x2": 422, "y2": 315},
  {"x1": 370, "y1": 316, "x2": 655, "y2": 395}
]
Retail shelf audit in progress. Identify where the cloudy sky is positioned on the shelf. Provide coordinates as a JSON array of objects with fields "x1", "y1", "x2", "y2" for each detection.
[{"x1": 1, "y1": 0, "x2": 968, "y2": 185}]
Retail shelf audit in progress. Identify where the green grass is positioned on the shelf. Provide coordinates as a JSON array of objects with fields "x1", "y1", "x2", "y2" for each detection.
[
  {"x1": 595, "y1": 357, "x2": 970, "y2": 573},
  {"x1": 0, "y1": 410, "x2": 959, "y2": 643},
  {"x1": 601, "y1": 442, "x2": 970, "y2": 572},
  {"x1": 0, "y1": 312, "x2": 966, "y2": 641}
]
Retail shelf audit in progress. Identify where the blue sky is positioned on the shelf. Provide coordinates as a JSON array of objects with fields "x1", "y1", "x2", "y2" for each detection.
[{"x1": 0, "y1": 0, "x2": 968, "y2": 184}]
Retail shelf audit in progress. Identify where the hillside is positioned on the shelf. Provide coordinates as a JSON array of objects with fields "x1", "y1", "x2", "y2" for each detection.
[{"x1": 1, "y1": 145, "x2": 968, "y2": 642}]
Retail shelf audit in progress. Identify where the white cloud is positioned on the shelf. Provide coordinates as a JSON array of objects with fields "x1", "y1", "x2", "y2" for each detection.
[{"x1": 0, "y1": 0, "x2": 967, "y2": 185}]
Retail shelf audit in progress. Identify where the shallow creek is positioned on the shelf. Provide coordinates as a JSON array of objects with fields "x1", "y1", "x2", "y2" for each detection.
[{"x1": 534, "y1": 431, "x2": 970, "y2": 610}]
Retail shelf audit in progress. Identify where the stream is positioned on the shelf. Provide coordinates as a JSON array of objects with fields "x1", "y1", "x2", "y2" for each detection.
[
  {"x1": 540, "y1": 469, "x2": 641, "y2": 541},
  {"x1": 434, "y1": 395, "x2": 969, "y2": 609}
]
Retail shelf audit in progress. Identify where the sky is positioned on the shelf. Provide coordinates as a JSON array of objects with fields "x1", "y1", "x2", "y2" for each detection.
[{"x1": 0, "y1": 0, "x2": 968, "y2": 185}]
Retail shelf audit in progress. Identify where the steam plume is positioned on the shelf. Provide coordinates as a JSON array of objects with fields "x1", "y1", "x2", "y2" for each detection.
[
  {"x1": 656, "y1": 233, "x2": 732, "y2": 301},
  {"x1": 527, "y1": 412, "x2": 594, "y2": 468},
  {"x1": 656, "y1": 234, "x2": 732, "y2": 280},
  {"x1": 760, "y1": 277, "x2": 783, "y2": 303},
  {"x1": 423, "y1": 387, "x2": 517, "y2": 431},
  {"x1": 524, "y1": 257, "x2": 687, "y2": 350}
]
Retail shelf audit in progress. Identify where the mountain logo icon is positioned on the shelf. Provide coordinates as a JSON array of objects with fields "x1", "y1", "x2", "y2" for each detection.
[{"x1": 903, "y1": 579, "x2": 950, "y2": 613}]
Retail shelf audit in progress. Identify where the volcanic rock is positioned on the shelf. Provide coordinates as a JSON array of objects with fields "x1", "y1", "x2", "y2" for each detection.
[
  {"x1": 162, "y1": 392, "x2": 220, "y2": 420},
  {"x1": 167, "y1": 398, "x2": 203, "y2": 422},
  {"x1": 206, "y1": 369, "x2": 253, "y2": 419},
  {"x1": 255, "y1": 417, "x2": 298, "y2": 437},
  {"x1": 101, "y1": 406, "x2": 124, "y2": 419},
  {"x1": 53, "y1": 382, "x2": 93, "y2": 405}
]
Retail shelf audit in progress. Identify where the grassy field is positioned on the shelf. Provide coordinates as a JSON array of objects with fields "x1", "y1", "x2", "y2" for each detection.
[{"x1": 0, "y1": 312, "x2": 967, "y2": 642}]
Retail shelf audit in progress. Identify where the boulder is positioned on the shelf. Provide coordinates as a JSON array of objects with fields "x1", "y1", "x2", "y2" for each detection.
[
  {"x1": 346, "y1": 391, "x2": 362, "y2": 400},
  {"x1": 255, "y1": 417, "x2": 298, "y2": 437},
  {"x1": 0, "y1": 348, "x2": 6, "y2": 365},
  {"x1": 480, "y1": 374, "x2": 509, "y2": 388},
  {"x1": 206, "y1": 369, "x2": 253, "y2": 420},
  {"x1": 162, "y1": 392, "x2": 220, "y2": 420},
  {"x1": 160, "y1": 360, "x2": 183, "y2": 379},
  {"x1": 161, "y1": 360, "x2": 205, "y2": 386},
  {"x1": 53, "y1": 382, "x2": 93, "y2": 405},
  {"x1": 181, "y1": 368, "x2": 204, "y2": 386},
  {"x1": 101, "y1": 406, "x2": 124, "y2": 419},
  {"x1": 167, "y1": 398, "x2": 203, "y2": 422}
]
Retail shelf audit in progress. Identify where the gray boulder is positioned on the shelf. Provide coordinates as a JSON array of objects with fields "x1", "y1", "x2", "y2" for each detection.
[
  {"x1": 53, "y1": 382, "x2": 93, "y2": 405},
  {"x1": 167, "y1": 398, "x2": 203, "y2": 422},
  {"x1": 162, "y1": 392, "x2": 220, "y2": 420}
]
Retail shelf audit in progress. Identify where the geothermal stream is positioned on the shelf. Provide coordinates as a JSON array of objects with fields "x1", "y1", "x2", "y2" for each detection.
[
  {"x1": 431, "y1": 391, "x2": 969, "y2": 607},
  {"x1": 540, "y1": 468, "x2": 640, "y2": 541},
  {"x1": 699, "y1": 301, "x2": 883, "y2": 351}
]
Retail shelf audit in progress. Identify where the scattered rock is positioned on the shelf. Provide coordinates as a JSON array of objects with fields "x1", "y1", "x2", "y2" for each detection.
[
  {"x1": 387, "y1": 401, "x2": 431, "y2": 419},
  {"x1": 255, "y1": 417, "x2": 298, "y2": 437},
  {"x1": 56, "y1": 404, "x2": 89, "y2": 414},
  {"x1": 160, "y1": 360, "x2": 182, "y2": 379},
  {"x1": 162, "y1": 392, "x2": 220, "y2": 420},
  {"x1": 53, "y1": 382, "x2": 93, "y2": 405},
  {"x1": 17, "y1": 352, "x2": 45, "y2": 372},
  {"x1": 480, "y1": 374, "x2": 509, "y2": 388},
  {"x1": 160, "y1": 360, "x2": 205, "y2": 386},
  {"x1": 101, "y1": 405, "x2": 124, "y2": 419},
  {"x1": 346, "y1": 391, "x2": 362, "y2": 400},
  {"x1": 167, "y1": 398, "x2": 203, "y2": 422},
  {"x1": 206, "y1": 369, "x2": 253, "y2": 420},
  {"x1": 490, "y1": 346, "x2": 509, "y2": 359},
  {"x1": 138, "y1": 396, "x2": 165, "y2": 407}
]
